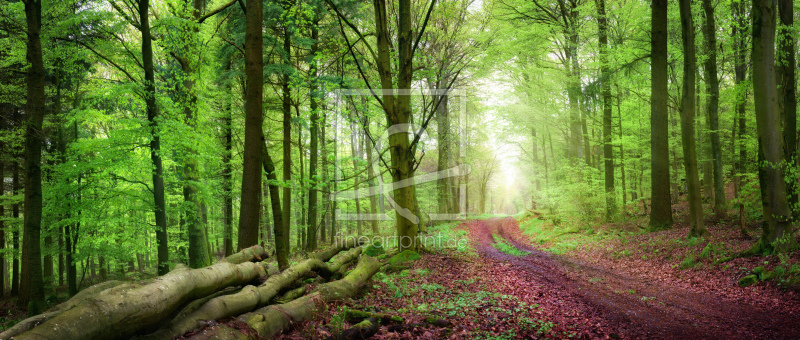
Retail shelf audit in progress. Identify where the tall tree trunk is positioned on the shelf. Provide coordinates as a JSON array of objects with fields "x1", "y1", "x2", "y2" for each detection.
[
  {"x1": 20, "y1": 0, "x2": 46, "y2": 314},
  {"x1": 778, "y1": 0, "x2": 797, "y2": 215},
  {"x1": 262, "y1": 144, "x2": 287, "y2": 269},
  {"x1": 306, "y1": 19, "x2": 320, "y2": 251},
  {"x1": 733, "y1": 0, "x2": 749, "y2": 235},
  {"x1": 679, "y1": 0, "x2": 707, "y2": 238},
  {"x1": 703, "y1": 0, "x2": 727, "y2": 217},
  {"x1": 223, "y1": 80, "x2": 234, "y2": 256},
  {"x1": 751, "y1": 0, "x2": 796, "y2": 252},
  {"x1": 437, "y1": 94, "x2": 452, "y2": 216},
  {"x1": 349, "y1": 110, "x2": 363, "y2": 236},
  {"x1": 0, "y1": 132, "x2": 4, "y2": 296},
  {"x1": 373, "y1": 0, "x2": 420, "y2": 251},
  {"x1": 238, "y1": 0, "x2": 264, "y2": 249},
  {"x1": 281, "y1": 24, "x2": 293, "y2": 259},
  {"x1": 177, "y1": 0, "x2": 209, "y2": 269},
  {"x1": 598, "y1": 0, "x2": 616, "y2": 221},
  {"x1": 649, "y1": 0, "x2": 673, "y2": 230},
  {"x1": 139, "y1": 0, "x2": 169, "y2": 275},
  {"x1": 12, "y1": 160, "x2": 20, "y2": 296},
  {"x1": 616, "y1": 85, "x2": 627, "y2": 215},
  {"x1": 320, "y1": 112, "x2": 328, "y2": 243},
  {"x1": 364, "y1": 118, "x2": 379, "y2": 233}
]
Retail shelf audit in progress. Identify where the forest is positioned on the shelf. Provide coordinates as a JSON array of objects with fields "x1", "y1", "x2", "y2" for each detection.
[{"x1": 0, "y1": 0, "x2": 799, "y2": 338}]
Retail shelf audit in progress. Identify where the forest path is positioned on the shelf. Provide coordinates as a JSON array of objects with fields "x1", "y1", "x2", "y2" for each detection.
[{"x1": 465, "y1": 217, "x2": 800, "y2": 339}]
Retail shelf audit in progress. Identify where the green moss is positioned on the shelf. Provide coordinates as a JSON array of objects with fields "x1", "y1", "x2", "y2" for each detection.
[
  {"x1": 388, "y1": 250, "x2": 421, "y2": 266},
  {"x1": 364, "y1": 241, "x2": 386, "y2": 257},
  {"x1": 752, "y1": 266, "x2": 765, "y2": 275},
  {"x1": 680, "y1": 254, "x2": 697, "y2": 270},
  {"x1": 738, "y1": 275, "x2": 758, "y2": 287},
  {"x1": 761, "y1": 271, "x2": 776, "y2": 281},
  {"x1": 700, "y1": 243, "x2": 717, "y2": 259}
]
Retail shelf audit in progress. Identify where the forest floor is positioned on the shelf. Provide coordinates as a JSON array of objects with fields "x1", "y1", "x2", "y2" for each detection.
[{"x1": 280, "y1": 215, "x2": 800, "y2": 339}]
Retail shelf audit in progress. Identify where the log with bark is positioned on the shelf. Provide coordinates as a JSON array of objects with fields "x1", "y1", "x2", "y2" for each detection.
[
  {"x1": 187, "y1": 255, "x2": 382, "y2": 340},
  {"x1": 4, "y1": 246, "x2": 270, "y2": 340},
  {"x1": 142, "y1": 244, "x2": 363, "y2": 340}
]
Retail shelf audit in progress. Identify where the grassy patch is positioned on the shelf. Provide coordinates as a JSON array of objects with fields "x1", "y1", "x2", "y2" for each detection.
[
  {"x1": 492, "y1": 234, "x2": 529, "y2": 256},
  {"x1": 425, "y1": 222, "x2": 474, "y2": 254},
  {"x1": 518, "y1": 215, "x2": 619, "y2": 255}
]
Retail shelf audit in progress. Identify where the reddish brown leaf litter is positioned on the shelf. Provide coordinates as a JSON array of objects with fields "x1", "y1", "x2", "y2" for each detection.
[
  {"x1": 279, "y1": 217, "x2": 800, "y2": 339},
  {"x1": 474, "y1": 217, "x2": 800, "y2": 339}
]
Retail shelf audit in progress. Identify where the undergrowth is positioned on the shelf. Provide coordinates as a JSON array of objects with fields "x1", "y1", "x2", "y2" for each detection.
[{"x1": 491, "y1": 234, "x2": 529, "y2": 256}]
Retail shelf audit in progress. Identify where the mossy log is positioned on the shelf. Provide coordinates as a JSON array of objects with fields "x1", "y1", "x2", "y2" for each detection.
[
  {"x1": 141, "y1": 242, "x2": 362, "y2": 340},
  {"x1": 188, "y1": 255, "x2": 382, "y2": 340},
  {"x1": 343, "y1": 309, "x2": 404, "y2": 324},
  {"x1": 336, "y1": 318, "x2": 380, "y2": 340},
  {"x1": 0, "y1": 280, "x2": 129, "y2": 339},
  {"x1": 7, "y1": 246, "x2": 270, "y2": 340}
]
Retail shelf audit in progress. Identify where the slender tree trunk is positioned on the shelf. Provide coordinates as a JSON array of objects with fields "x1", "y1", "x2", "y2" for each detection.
[
  {"x1": 778, "y1": 0, "x2": 797, "y2": 216},
  {"x1": 349, "y1": 111, "x2": 363, "y2": 236},
  {"x1": 0, "y1": 138, "x2": 4, "y2": 296},
  {"x1": 649, "y1": 0, "x2": 673, "y2": 230},
  {"x1": 281, "y1": 24, "x2": 293, "y2": 258},
  {"x1": 223, "y1": 81, "x2": 234, "y2": 256},
  {"x1": 262, "y1": 144, "x2": 287, "y2": 269},
  {"x1": 238, "y1": 0, "x2": 264, "y2": 249},
  {"x1": 320, "y1": 112, "x2": 328, "y2": 243},
  {"x1": 364, "y1": 118, "x2": 379, "y2": 233},
  {"x1": 751, "y1": 0, "x2": 796, "y2": 252},
  {"x1": 678, "y1": 0, "x2": 707, "y2": 237},
  {"x1": 733, "y1": 0, "x2": 749, "y2": 235},
  {"x1": 437, "y1": 94, "x2": 452, "y2": 215},
  {"x1": 12, "y1": 160, "x2": 20, "y2": 296},
  {"x1": 306, "y1": 20, "x2": 320, "y2": 251},
  {"x1": 616, "y1": 85, "x2": 627, "y2": 215},
  {"x1": 20, "y1": 0, "x2": 46, "y2": 314},
  {"x1": 702, "y1": 0, "x2": 727, "y2": 217},
  {"x1": 598, "y1": 0, "x2": 616, "y2": 221},
  {"x1": 139, "y1": 0, "x2": 169, "y2": 275}
]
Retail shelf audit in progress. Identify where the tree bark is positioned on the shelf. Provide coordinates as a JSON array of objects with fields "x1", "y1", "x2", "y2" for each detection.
[
  {"x1": 281, "y1": 23, "x2": 293, "y2": 258},
  {"x1": 0, "y1": 116, "x2": 5, "y2": 296},
  {"x1": 143, "y1": 242, "x2": 361, "y2": 340},
  {"x1": 223, "y1": 77, "x2": 234, "y2": 256},
  {"x1": 186, "y1": 255, "x2": 382, "y2": 340},
  {"x1": 750, "y1": 0, "x2": 796, "y2": 252},
  {"x1": 649, "y1": 0, "x2": 673, "y2": 230},
  {"x1": 238, "y1": 0, "x2": 264, "y2": 250},
  {"x1": 597, "y1": 0, "x2": 616, "y2": 221},
  {"x1": 11, "y1": 159, "x2": 20, "y2": 296},
  {"x1": 139, "y1": 0, "x2": 169, "y2": 276},
  {"x1": 678, "y1": 0, "x2": 707, "y2": 237},
  {"x1": 19, "y1": 0, "x2": 46, "y2": 314},
  {"x1": 262, "y1": 143, "x2": 287, "y2": 269},
  {"x1": 373, "y1": 0, "x2": 420, "y2": 252},
  {"x1": 703, "y1": 0, "x2": 727, "y2": 218},
  {"x1": 778, "y1": 0, "x2": 797, "y2": 215},
  {"x1": 8, "y1": 246, "x2": 271, "y2": 340},
  {"x1": 307, "y1": 19, "x2": 320, "y2": 251}
]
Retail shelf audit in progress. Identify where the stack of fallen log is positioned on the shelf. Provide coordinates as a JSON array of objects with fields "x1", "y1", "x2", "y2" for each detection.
[{"x1": 1, "y1": 239, "x2": 381, "y2": 340}]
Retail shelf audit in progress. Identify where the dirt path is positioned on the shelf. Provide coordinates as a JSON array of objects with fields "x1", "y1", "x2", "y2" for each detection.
[{"x1": 467, "y1": 217, "x2": 800, "y2": 339}]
